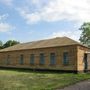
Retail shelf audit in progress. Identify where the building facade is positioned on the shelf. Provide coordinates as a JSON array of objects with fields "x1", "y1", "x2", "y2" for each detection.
[{"x1": 0, "y1": 37, "x2": 89, "y2": 73}]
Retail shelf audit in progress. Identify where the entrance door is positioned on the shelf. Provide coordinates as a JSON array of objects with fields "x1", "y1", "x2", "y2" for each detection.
[{"x1": 84, "y1": 54, "x2": 88, "y2": 72}]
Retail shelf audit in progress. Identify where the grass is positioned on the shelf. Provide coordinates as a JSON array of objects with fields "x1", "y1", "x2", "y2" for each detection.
[{"x1": 0, "y1": 69, "x2": 90, "y2": 90}]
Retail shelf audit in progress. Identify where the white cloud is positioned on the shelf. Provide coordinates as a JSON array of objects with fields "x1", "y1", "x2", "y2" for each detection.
[
  {"x1": 18, "y1": 0, "x2": 90, "y2": 24},
  {"x1": 0, "y1": 14, "x2": 8, "y2": 21},
  {"x1": 0, "y1": 23, "x2": 14, "y2": 32},
  {"x1": 32, "y1": 0, "x2": 41, "y2": 4},
  {"x1": 31, "y1": 0, "x2": 49, "y2": 6},
  {"x1": 47, "y1": 30, "x2": 82, "y2": 41},
  {"x1": 0, "y1": 14, "x2": 14, "y2": 33},
  {"x1": 0, "y1": 0, "x2": 13, "y2": 6},
  {"x1": 17, "y1": 8, "x2": 41, "y2": 24}
]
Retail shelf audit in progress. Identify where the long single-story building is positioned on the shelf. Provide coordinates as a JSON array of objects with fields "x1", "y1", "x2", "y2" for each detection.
[{"x1": 0, "y1": 37, "x2": 90, "y2": 73}]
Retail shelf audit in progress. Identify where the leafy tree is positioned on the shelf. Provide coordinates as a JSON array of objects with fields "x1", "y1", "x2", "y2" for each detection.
[
  {"x1": 0, "y1": 41, "x2": 3, "y2": 49},
  {"x1": 79, "y1": 22, "x2": 90, "y2": 47},
  {"x1": 3, "y1": 40, "x2": 20, "y2": 48}
]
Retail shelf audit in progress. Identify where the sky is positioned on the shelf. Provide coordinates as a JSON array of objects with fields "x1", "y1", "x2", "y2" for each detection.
[{"x1": 0, "y1": 0, "x2": 90, "y2": 43}]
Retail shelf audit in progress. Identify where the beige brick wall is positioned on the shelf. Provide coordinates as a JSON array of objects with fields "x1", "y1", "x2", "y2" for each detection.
[
  {"x1": 0, "y1": 45, "x2": 78, "y2": 71},
  {"x1": 77, "y1": 46, "x2": 89, "y2": 71}
]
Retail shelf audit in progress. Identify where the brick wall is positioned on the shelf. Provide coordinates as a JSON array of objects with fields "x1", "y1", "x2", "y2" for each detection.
[
  {"x1": 0, "y1": 45, "x2": 78, "y2": 71},
  {"x1": 77, "y1": 45, "x2": 89, "y2": 72}
]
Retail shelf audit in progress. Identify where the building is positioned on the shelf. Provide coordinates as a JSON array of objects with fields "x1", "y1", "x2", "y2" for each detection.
[{"x1": 0, "y1": 37, "x2": 89, "y2": 73}]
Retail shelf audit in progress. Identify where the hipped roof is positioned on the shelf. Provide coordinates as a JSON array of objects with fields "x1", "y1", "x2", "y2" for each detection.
[{"x1": 0, "y1": 37, "x2": 88, "y2": 52}]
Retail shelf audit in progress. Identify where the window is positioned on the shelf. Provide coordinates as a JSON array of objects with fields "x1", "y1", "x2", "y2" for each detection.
[
  {"x1": 6, "y1": 55, "x2": 10, "y2": 65},
  {"x1": 19, "y1": 54, "x2": 24, "y2": 65},
  {"x1": 50, "y1": 53, "x2": 56, "y2": 65},
  {"x1": 30, "y1": 54, "x2": 34, "y2": 64},
  {"x1": 63, "y1": 52, "x2": 69, "y2": 65},
  {"x1": 40, "y1": 53, "x2": 45, "y2": 65}
]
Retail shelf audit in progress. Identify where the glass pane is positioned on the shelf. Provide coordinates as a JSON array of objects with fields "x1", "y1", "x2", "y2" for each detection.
[
  {"x1": 63, "y1": 52, "x2": 69, "y2": 65},
  {"x1": 50, "y1": 53, "x2": 56, "y2": 65},
  {"x1": 7, "y1": 55, "x2": 10, "y2": 65},
  {"x1": 40, "y1": 53, "x2": 45, "y2": 64},
  {"x1": 20, "y1": 55, "x2": 24, "y2": 65},
  {"x1": 30, "y1": 54, "x2": 34, "y2": 64}
]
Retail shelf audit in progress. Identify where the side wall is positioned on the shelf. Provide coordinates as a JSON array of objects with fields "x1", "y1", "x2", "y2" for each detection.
[
  {"x1": 77, "y1": 46, "x2": 89, "y2": 72},
  {"x1": 0, "y1": 45, "x2": 77, "y2": 71}
]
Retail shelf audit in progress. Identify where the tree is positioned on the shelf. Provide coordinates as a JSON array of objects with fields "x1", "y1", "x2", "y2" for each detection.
[
  {"x1": 0, "y1": 41, "x2": 3, "y2": 49},
  {"x1": 79, "y1": 22, "x2": 90, "y2": 47},
  {"x1": 3, "y1": 40, "x2": 20, "y2": 48}
]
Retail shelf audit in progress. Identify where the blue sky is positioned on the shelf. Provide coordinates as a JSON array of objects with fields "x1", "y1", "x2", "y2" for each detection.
[{"x1": 0, "y1": 0, "x2": 90, "y2": 43}]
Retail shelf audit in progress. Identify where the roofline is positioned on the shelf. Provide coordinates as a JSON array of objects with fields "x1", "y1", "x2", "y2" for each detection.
[
  {"x1": 0, "y1": 44, "x2": 89, "y2": 53},
  {"x1": 77, "y1": 44, "x2": 89, "y2": 49}
]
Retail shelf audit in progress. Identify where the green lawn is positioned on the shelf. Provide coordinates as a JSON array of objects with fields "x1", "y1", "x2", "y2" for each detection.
[{"x1": 0, "y1": 69, "x2": 90, "y2": 90}]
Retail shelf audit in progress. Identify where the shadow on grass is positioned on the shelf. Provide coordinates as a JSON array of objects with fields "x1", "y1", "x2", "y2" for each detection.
[{"x1": 0, "y1": 67, "x2": 77, "y2": 74}]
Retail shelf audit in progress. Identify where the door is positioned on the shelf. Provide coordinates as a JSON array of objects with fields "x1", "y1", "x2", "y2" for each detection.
[{"x1": 84, "y1": 54, "x2": 88, "y2": 72}]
